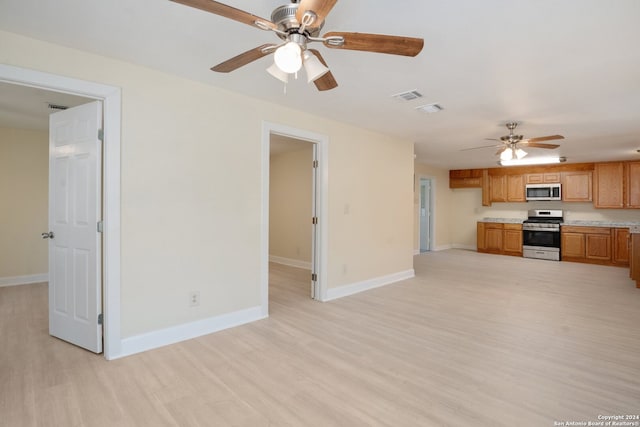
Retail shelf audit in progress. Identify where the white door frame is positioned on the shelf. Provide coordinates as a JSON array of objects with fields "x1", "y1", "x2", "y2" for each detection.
[
  {"x1": 418, "y1": 176, "x2": 435, "y2": 252},
  {"x1": 0, "y1": 64, "x2": 122, "y2": 360},
  {"x1": 261, "y1": 122, "x2": 328, "y2": 313}
]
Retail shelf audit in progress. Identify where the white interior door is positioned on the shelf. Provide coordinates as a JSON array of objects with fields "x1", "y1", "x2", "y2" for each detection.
[
  {"x1": 310, "y1": 144, "x2": 319, "y2": 300},
  {"x1": 48, "y1": 101, "x2": 103, "y2": 353}
]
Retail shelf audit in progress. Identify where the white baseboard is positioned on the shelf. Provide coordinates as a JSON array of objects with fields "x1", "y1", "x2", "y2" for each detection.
[
  {"x1": 0, "y1": 273, "x2": 48, "y2": 287},
  {"x1": 413, "y1": 249, "x2": 420, "y2": 255},
  {"x1": 117, "y1": 305, "x2": 266, "y2": 359},
  {"x1": 324, "y1": 269, "x2": 415, "y2": 302},
  {"x1": 269, "y1": 255, "x2": 311, "y2": 270}
]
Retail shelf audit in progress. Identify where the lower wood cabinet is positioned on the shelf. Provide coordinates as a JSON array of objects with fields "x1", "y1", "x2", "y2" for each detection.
[
  {"x1": 477, "y1": 222, "x2": 522, "y2": 256},
  {"x1": 561, "y1": 225, "x2": 629, "y2": 266},
  {"x1": 630, "y1": 229, "x2": 640, "y2": 288}
]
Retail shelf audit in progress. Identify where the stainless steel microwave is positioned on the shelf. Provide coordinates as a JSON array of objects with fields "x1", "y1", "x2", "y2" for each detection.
[{"x1": 525, "y1": 183, "x2": 562, "y2": 201}]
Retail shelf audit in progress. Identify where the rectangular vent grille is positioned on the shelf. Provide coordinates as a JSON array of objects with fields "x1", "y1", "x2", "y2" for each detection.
[
  {"x1": 391, "y1": 90, "x2": 423, "y2": 101},
  {"x1": 416, "y1": 103, "x2": 443, "y2": 113}
]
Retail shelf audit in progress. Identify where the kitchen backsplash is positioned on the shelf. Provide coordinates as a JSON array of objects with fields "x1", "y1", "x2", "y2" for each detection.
[{"x1": 474, "y1": 201, "x2": 640, "y2": 222}]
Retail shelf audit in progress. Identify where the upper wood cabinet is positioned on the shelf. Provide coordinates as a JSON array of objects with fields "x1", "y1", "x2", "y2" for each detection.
[
  {"x1": 489, "y1": 174, "x2": 525, "y2": 202},
  {"x1": 449, "y1": 169, "x2": 483, "y2": 188},
  {"x1": 627, "y1": 161, "x2": 640, "y2": 208},
  {"x1": 526, "y1": 172, "x2": 561, "y2": 184},
  {"x1": 594, "y1": 161, "x2": 640, "y2": 209},
  {"x1": 594, "y1": 162, "x2": 625, "y2": 208},
  {"x1": 489, "y1": 175, "x2": 507, "y2": 202},
  {"x1": 506, "y1": 175, "x2": 526, "y2": 202},
  {"x1": 562, "y1": 171, "x2": 592, "y2": 202}
]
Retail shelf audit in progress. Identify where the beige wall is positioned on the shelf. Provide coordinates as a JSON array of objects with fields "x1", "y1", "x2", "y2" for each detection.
[
  {"x1": 0, "y1": 30, "x2": 414, "y2": 338},
  {"x1": 0, "y1": 127, "x2": 48, "y2": 279},
  {"x1": 413, "y1": 162, "x2": 453, "y2": 251},
  {"x1": 269, "y1": 143, "x2": 313, "y2": 264}
]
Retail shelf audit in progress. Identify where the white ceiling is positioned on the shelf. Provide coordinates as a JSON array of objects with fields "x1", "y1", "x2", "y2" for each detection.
[{"x1": 1, "y1": 0, "x2": 639, "y2": 169}]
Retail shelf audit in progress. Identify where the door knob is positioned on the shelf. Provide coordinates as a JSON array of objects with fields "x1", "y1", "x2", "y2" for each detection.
[{"x1": 42, "y1": 231, "x2": 55, "y2": 239}]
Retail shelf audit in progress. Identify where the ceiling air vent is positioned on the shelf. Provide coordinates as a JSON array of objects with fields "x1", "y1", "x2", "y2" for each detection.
[
  {"x1": 47, "y1": 103, "x2": 69, "y2": 111},
  {"x1": 415, "y1": 103, "x2": 443, "y2": 113},
  {"x1": 391, "y1": 89, "x2": 423, "y2": 102}
]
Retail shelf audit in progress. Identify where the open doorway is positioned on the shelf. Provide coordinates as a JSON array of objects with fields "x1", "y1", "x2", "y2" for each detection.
[
  {"x1": 260, "y1": 122, "x2": 328, "y2": 315},
  {"x1": 0, "y1": 64, "x2": 122, "y2": 359},
  {"x1": 268, "y1": 135, "x2": 316, "y2": 306},
  {"x1": 419, "y1": 177, "x2": 434, "y2": 253}
]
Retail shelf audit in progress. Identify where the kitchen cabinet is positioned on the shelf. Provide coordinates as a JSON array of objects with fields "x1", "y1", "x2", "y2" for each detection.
[
  {"x1": 594, "y1": 161, "x2": 640, "y2": 209},
  {"x1": 477, "y1": 222, "x2": 522, "y2": 256},
  {"x1": 562, "y1": 171, "x2": 592, "y2": 202},
  {"x1": 526, "y1": 172, "x2": 560, "y2": 184},
  {"x1": 630, "y1": 226, "x2": 640, "y2": 288},
  {"x1": 489, "y1": 175, "x2": 507, "y2": 203},
  {"x1": 489, "y1": 174, "x2": 525, "y2": 203},
  {"x1": 613, "y1": 228, "x2": 630, "y2": 265},
  {"x1": 449, "y1": 169, "x2": 484, "y2": 188},
  {"x1": 503, "y1": 224, "x2": 523, "y2": 255},
  {"x1": 627, "y1": 161, "x2": 640, "y2": 208},
  {"x1": 594, "y1": 162, "x2": 624, "y2": 208},
  {"x1": 561, "y1": 225, "x2": 622, "y2": 265}
]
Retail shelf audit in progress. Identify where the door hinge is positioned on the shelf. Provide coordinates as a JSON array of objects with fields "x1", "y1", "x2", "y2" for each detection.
[
  {"x1": 97, "y1": 221, "x2": 104, "y2": 233},
  {"x1": 312, "y1": 217, "x2": 318, "y2": 225},
  {"x1": 312, "y1": 160, "x2": 318, "y2": 168},
  {"x1": 311, "y1": 273, "x2": 318, "y2": 282},
  {"x1": 98, "y1": 313, "x2": 103, "y2": 325},
  {"x1": 98, "y1": 129, "x2": 104, "y2": 142}
]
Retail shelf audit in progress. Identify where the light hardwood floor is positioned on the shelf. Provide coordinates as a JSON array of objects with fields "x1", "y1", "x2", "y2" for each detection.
[{"x1": 1, "y1": 250, "x2": 639, "y2": 426}]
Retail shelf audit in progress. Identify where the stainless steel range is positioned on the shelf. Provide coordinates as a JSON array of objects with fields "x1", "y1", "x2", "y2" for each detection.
[{"x1": 522, "y1": 209, "x2": 563, "y2": 261}]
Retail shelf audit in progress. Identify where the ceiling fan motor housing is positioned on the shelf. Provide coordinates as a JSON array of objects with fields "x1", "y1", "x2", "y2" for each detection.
[{"x1": 271, "y1": 4, "x2": 323, "y2": 39}]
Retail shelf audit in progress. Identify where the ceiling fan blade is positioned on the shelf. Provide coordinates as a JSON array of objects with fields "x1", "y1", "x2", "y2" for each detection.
[
  {"x1": 322, "y1": 32, "x2": 424, "y2": 57},
  {"x1": 308, "y1": 49, "x2": 338, "y2": 91},
  {"x1": 523, "y1": 142, "x2": 561, "y2": 149},
  {"x1": 211, "y1": 44, "x2": 276, "y2": 73},
  {"x1": 296, "y1": 0, "x2": 337, "y2": 28},
  {"x1": 525, "y1": 135, "x2": 565, "y2": 143},
  {"x1": 495, "y1": 148, "x2": 507, "y2": 156},
  {"x1": 460, "y1": 144, "x2": 501, "y2": 152},
  {"x1": 170, "y1": 0, "x2": 276, "y2": 30},
  {"x1": 484, "y1": 138, "x2": 501, "y2": 141}
]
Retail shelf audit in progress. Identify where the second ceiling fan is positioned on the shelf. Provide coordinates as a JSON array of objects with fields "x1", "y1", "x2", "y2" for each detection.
[
  {"x1": 463, "y1": 122, "x2": 565, "y2": 161},
  {"x1": 170, "y1": 0, "x2": 424, "y2": 91}
]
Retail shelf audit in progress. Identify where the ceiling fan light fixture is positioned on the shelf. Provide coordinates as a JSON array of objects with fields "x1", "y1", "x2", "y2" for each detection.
[
  {"x1": 274, "y1": 41, "x2": 303, "y2": 73},
  {"x1": 266, "y1": 62, "x2": 289, "y2": 83},
  {"x1": 500, "y1": 148, "x2": 513, "y2": 161},
  {"x1": 515, "y1": 148, "x2": 527, "y2": 159},
  {"x1": 303, "y1": 51, "x2": 329, "y2": 83}
]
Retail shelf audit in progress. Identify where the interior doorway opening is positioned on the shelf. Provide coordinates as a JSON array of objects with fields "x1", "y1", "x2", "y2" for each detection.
[
  {"x1": 419, "y1": 177, "x2": 434, "y2": 253},
  {"x1": 260, "y1": 122, "x2": 328, "y2": 315}
]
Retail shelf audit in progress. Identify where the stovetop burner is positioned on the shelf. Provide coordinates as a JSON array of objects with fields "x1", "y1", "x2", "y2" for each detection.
[{"x1": 525, "y1": 209, "x2": 563, "y2": 224}]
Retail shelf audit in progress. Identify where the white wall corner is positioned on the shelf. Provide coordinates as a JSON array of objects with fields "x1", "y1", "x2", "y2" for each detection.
[
  {"x1": 269, "y1": 255, "x2": 312, "y2": 270},
  {"x1": 116, "y1": 305, "x2": 266, "y2": 359},
  {"x1": 0, "y1": 274, "x2": 48, "y2": 287},
  {"x1": 324, "y1": 269, "x2": 415, "y2": 302}
]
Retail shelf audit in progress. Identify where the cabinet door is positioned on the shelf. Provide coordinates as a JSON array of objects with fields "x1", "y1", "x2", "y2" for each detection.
[
  {"x1": 585, "y1": 233, "x2": 612, "y2": 261},
  {"x1": 612, "y1": 228, "x2": 629, "y2": 265},
  {"x1": 485, "y1": 227, "x2": 503, "y2": 252},
  {"x1": 503, "y1": 226, "x2": 523, "y2": 254},
  {"x1": 562, "y1": 232, "x2": 585, "y2": 259},
  {"x1": 627, "y1": 161, "x2": 640, "y2": 208},
  {"x1": 489, "y1": 175, "x2": 507, "y2": 202},
  {"x1": 477, "y1": 222, "x2": 486, "y2": 251},
  {"x1": 594, "y1": 162, "x2": 624, "y2": 208},
  {"x1": 562, "y1": 171, "x2": 592, "y2": 202},
  {"x1": 543, "y1": 172, "x2": 561, "y2": 183},
  {"x1": 506, "y1": 175, "x2": 525, "y2": 202}
]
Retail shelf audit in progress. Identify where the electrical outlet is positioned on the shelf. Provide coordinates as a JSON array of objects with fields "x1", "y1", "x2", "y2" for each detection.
[{"x1": 189, "y1": 291, "x2": 200, "y2": 307}]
